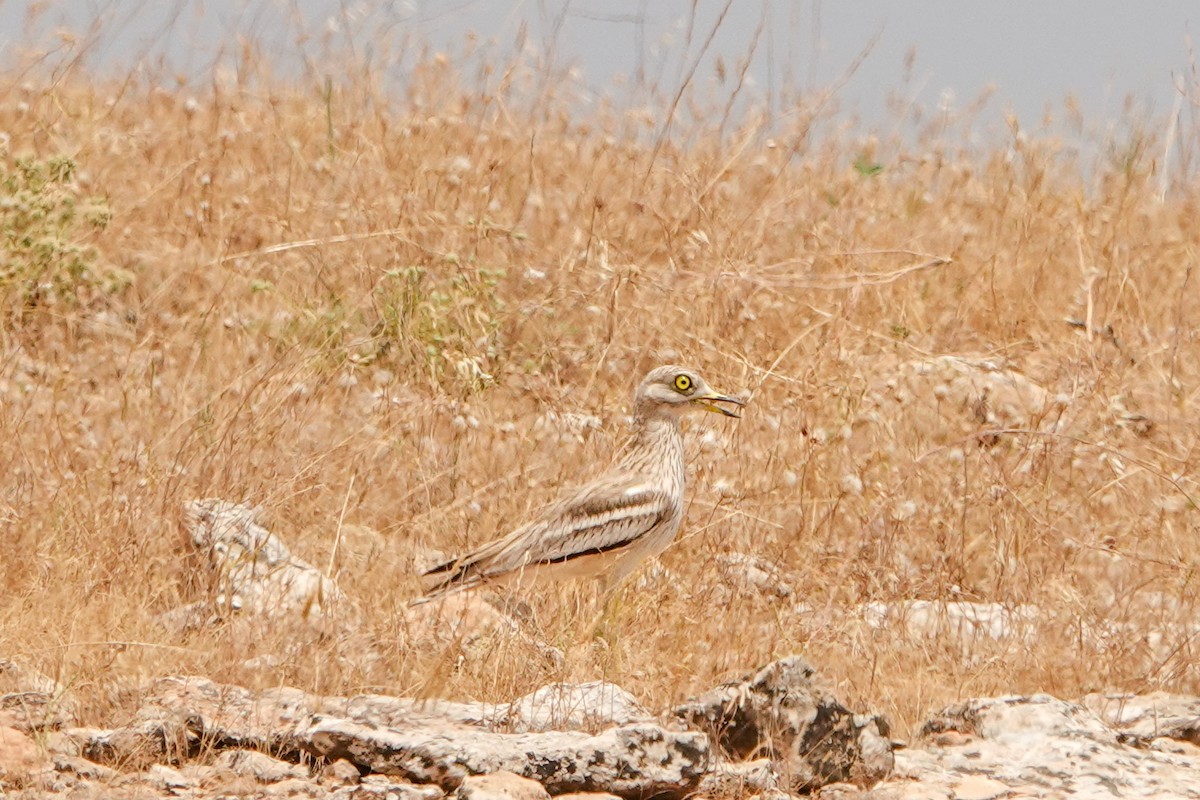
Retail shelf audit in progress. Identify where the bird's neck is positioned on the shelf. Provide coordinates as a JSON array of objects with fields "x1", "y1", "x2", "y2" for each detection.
[
  {"x1": 630, "y1": 408, "x2": 680, "y2": 438},
  {"x1": 622, "y1": 410, "x2": 685, "y2": 479}
]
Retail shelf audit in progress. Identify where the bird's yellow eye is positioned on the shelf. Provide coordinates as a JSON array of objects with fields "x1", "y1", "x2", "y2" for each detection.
[{"x1": 674, "y1": 374, "x2": 693, "y2": 393}]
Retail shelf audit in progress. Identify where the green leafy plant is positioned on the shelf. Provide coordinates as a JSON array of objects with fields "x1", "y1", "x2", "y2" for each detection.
[
  {"x1": 369, "y1": 262, "x2": 505, "y2": 391},
  {"x1": 853, "y1": 155, "x2": 884, "y2": 177},
  {"x1": 0, "y1": 155, "x2": 113, "y2": 320}
]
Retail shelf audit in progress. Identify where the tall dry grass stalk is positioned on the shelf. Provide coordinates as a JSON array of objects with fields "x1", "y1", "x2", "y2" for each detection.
[{"x1": 1, "y1": 18, "x2": 1198, "y2": 741}]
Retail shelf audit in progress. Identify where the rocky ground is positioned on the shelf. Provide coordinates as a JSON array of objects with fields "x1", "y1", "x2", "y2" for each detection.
[
  {"x1": 3, "y1": 654, "x2": 1200, "y2": 800},
  {"x1": 4, "y1": 498, "x2": 1199, "y2": 800}
]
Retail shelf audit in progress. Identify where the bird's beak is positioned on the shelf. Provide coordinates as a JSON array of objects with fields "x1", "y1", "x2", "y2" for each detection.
[{"x1": 692, "y1": 390, "x2": 745, "y2": 418}]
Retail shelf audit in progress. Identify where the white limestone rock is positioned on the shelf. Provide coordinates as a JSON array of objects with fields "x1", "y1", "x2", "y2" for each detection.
[
  {"x1": 174, "y1": 498, "x2": 349, "y2": 625},
  {"x1": 856, "y1": 355, "x2": 1057, "y2": 448},
  {"x1": 301, "y1": 717, "x2": 708, "y2": 799},
  {"x1": 878, "y1": 694, "x2": 1200, "y2": 799},
  {"x1": 1082, "y1": 691, "x2": 1200, "y2": 747},
  {"x1": 214, "y1": 748, "x2": 309, "y2": 783},
  {"x1": 456, "y1": 771, "x2": 550, "y2": 800},
  {"x1": 859, "y1": 600, "x2": 1039, "y2": 657},
  {"x1": 503, "y1": 681, "x2": 650, "y2": 733},
  {"x1": 715, "y1": 553, "x2": 795, "y2": 599}
]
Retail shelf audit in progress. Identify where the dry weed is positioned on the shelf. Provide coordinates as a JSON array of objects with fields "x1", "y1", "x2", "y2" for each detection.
[{"x1": 0, "y1": 24, "x2": 1198, "y2": 743}]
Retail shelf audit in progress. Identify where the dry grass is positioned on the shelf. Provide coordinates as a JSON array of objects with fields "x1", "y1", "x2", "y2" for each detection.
[{"x1": 1, "y1": 26, "x2": 1199, "y2": 745}]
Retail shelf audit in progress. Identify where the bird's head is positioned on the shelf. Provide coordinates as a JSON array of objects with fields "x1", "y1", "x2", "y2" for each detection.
[{"x1": 634, "y1": 365, "x2": 745, "y2": 419}]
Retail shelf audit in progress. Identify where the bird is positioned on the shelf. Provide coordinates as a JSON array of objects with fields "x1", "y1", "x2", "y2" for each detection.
[{"x1": 414, "y1": 365, "x2": 744, "y2": 604}]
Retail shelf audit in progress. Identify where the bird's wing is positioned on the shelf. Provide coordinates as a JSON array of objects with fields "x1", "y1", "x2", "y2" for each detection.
[
  {"x1": 419, "y1": 473, "x2": 673, "y2": 597},
  {"x1": 509, "y1": 474, "x2": 675, "y2": 566}
]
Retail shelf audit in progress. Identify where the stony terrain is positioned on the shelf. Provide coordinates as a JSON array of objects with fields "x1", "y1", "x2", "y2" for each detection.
[
  {"x1": 7, "y1": 502, "x2": 1200, "y2": 799},
  {"x1": 5, "y1": 652, "x2": 1200, "y2": 799}
]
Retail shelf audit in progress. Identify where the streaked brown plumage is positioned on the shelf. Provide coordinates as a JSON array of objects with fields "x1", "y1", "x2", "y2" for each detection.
[{"x1": 414, "y1": 365, "x2": 743, "y2": 603}]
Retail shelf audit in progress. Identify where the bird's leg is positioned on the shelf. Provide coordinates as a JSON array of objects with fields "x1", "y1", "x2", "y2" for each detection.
[
  {"x1": 482, "y1": 590, "x2": 533, "y2": 629},
  {"x1": 585, "y1": 575, "x2": 628, "y2": 644},
  {"x1": 568, "y1": 583, "x2": 589, "y2": 628}
]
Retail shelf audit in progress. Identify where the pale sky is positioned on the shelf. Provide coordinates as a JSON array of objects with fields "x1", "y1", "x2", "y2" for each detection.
[{"x1": 1, "y1": 1, "x2": 1195, "y2": 139}]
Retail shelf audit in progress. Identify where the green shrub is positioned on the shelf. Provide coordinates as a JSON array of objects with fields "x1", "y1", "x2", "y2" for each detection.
[
  {"x1": 0, "y1": 155, "x2": 114, "y2": 320},
  {"x1": 368, "y1": 262, "x2": 505, "y2": 391}
]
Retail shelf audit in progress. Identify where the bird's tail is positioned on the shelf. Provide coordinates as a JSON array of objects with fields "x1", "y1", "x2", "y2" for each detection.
[{"x1": 409, "y1": 556, "x2": 483, "y2": 606}]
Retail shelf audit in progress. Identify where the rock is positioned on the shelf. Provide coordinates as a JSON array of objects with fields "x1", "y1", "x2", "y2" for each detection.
[
  {"x1": 301, "y1": 717, "x2": 708, "y2": 799},
  {"x1": 0, "y1": 658, "x2": 75, "y2": 731},
  {"x1": 816, "y1": 783, "x2": 873, "y2": 800},
  {"x1": 748, "y1": 791, "x2": 801, "y2": 800},
  {"x1": 858, "y1": 601, "x2": 1038, "y2": 658},
  {"x1": 60, "y1": 675, "x2": 696, "y2": 799},
  {"x1": 146, "y1": 762, "x2": 192, "y2": 791},
  {"x1": 950, "y1": 775, "x2": 1011, "y2": 800},
  {"x1": 323, "y1": 757, "x2": 363, "y2": 785},
  {"x1": 696, "y1": 758, "x2": 779, "y2": 796},
  {"x1": 264, "y1": 776, "x2": 324, "y2": 796},
  {"x1": 168, "y1": 674, "x2": 642, "y2": 735},
  {"x1": 1150, "y1": 738, "x2": 1200, "y2": 757},
  {"x1": 674, "y1": 655, "x2": 894, "y2": 792},
  {"x1": 52, "y1": 754, "x2": 118, "y2": 781},
  {"x1": 503, "y1": 681, "x2": 650, "y2": 732},
  {"x1": 30, "y1": 769, "x2": 80, "y2": 796},
  {"x1": 1082, "y1": 691, "x2": 1200, "y2": 746},
  {"x1": 343, "y1": 775, "x2": 447, "y2": 800},
  {"x1": 1073, "y1": 592, "x2": 1200, "y2": 675},
  {"x1": 24, "y1": 663, "x2": 1200, "y2": 800},
  {"x1": 0, "y1": 658, "x2": 64, "y2": 695},
  {"x1": 0, "y1": 725, "x2": 50, "y2": 782},
  {"x1": 715, "y1": 553, "x2": 794, "y2": 599},
  {"x1": 172, "y1": 498, "x2": 351, "y2": 625},
  {"x1": 72, "y1": 719, "x2": 200, "y2": 768},
  {"x1": 456, "y1": 771, "x2": 550, "y2": 800},
  {"x1": 918, "y1": 693, "x2": 1116, "y2": 742},
  {"x1": 128, "y1": 677, "x2": 327, "y2": 753},
  {"x1": 214, "y1": 748, "x2": 308, "y2": 782},
  {"x1": 0, "y1": 690, "x2": 75, "y2": 734},
  {"x1": 876, "y1": 694, "x2": 1200, "y2": 799},
  {"x1": 39, "y1": 729, "x2": 83, "y2": 757},
  {"x1": 178, "y1": 762, "x2": 225, "y2": 785},
  {"x1": 324, "y1": 690, "x2": 499, "y2": 732},
  {"x1": 860, "y1": 356, "x2": 1056, "y2": 446},
  {"x1": 67, "y1": 675, "x2": 652, "y2": 771}
]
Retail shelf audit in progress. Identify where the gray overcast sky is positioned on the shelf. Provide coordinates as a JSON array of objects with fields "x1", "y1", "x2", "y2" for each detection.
[{"x1": 1, "y1": 1, "x2": 1196, "y2": 137}]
